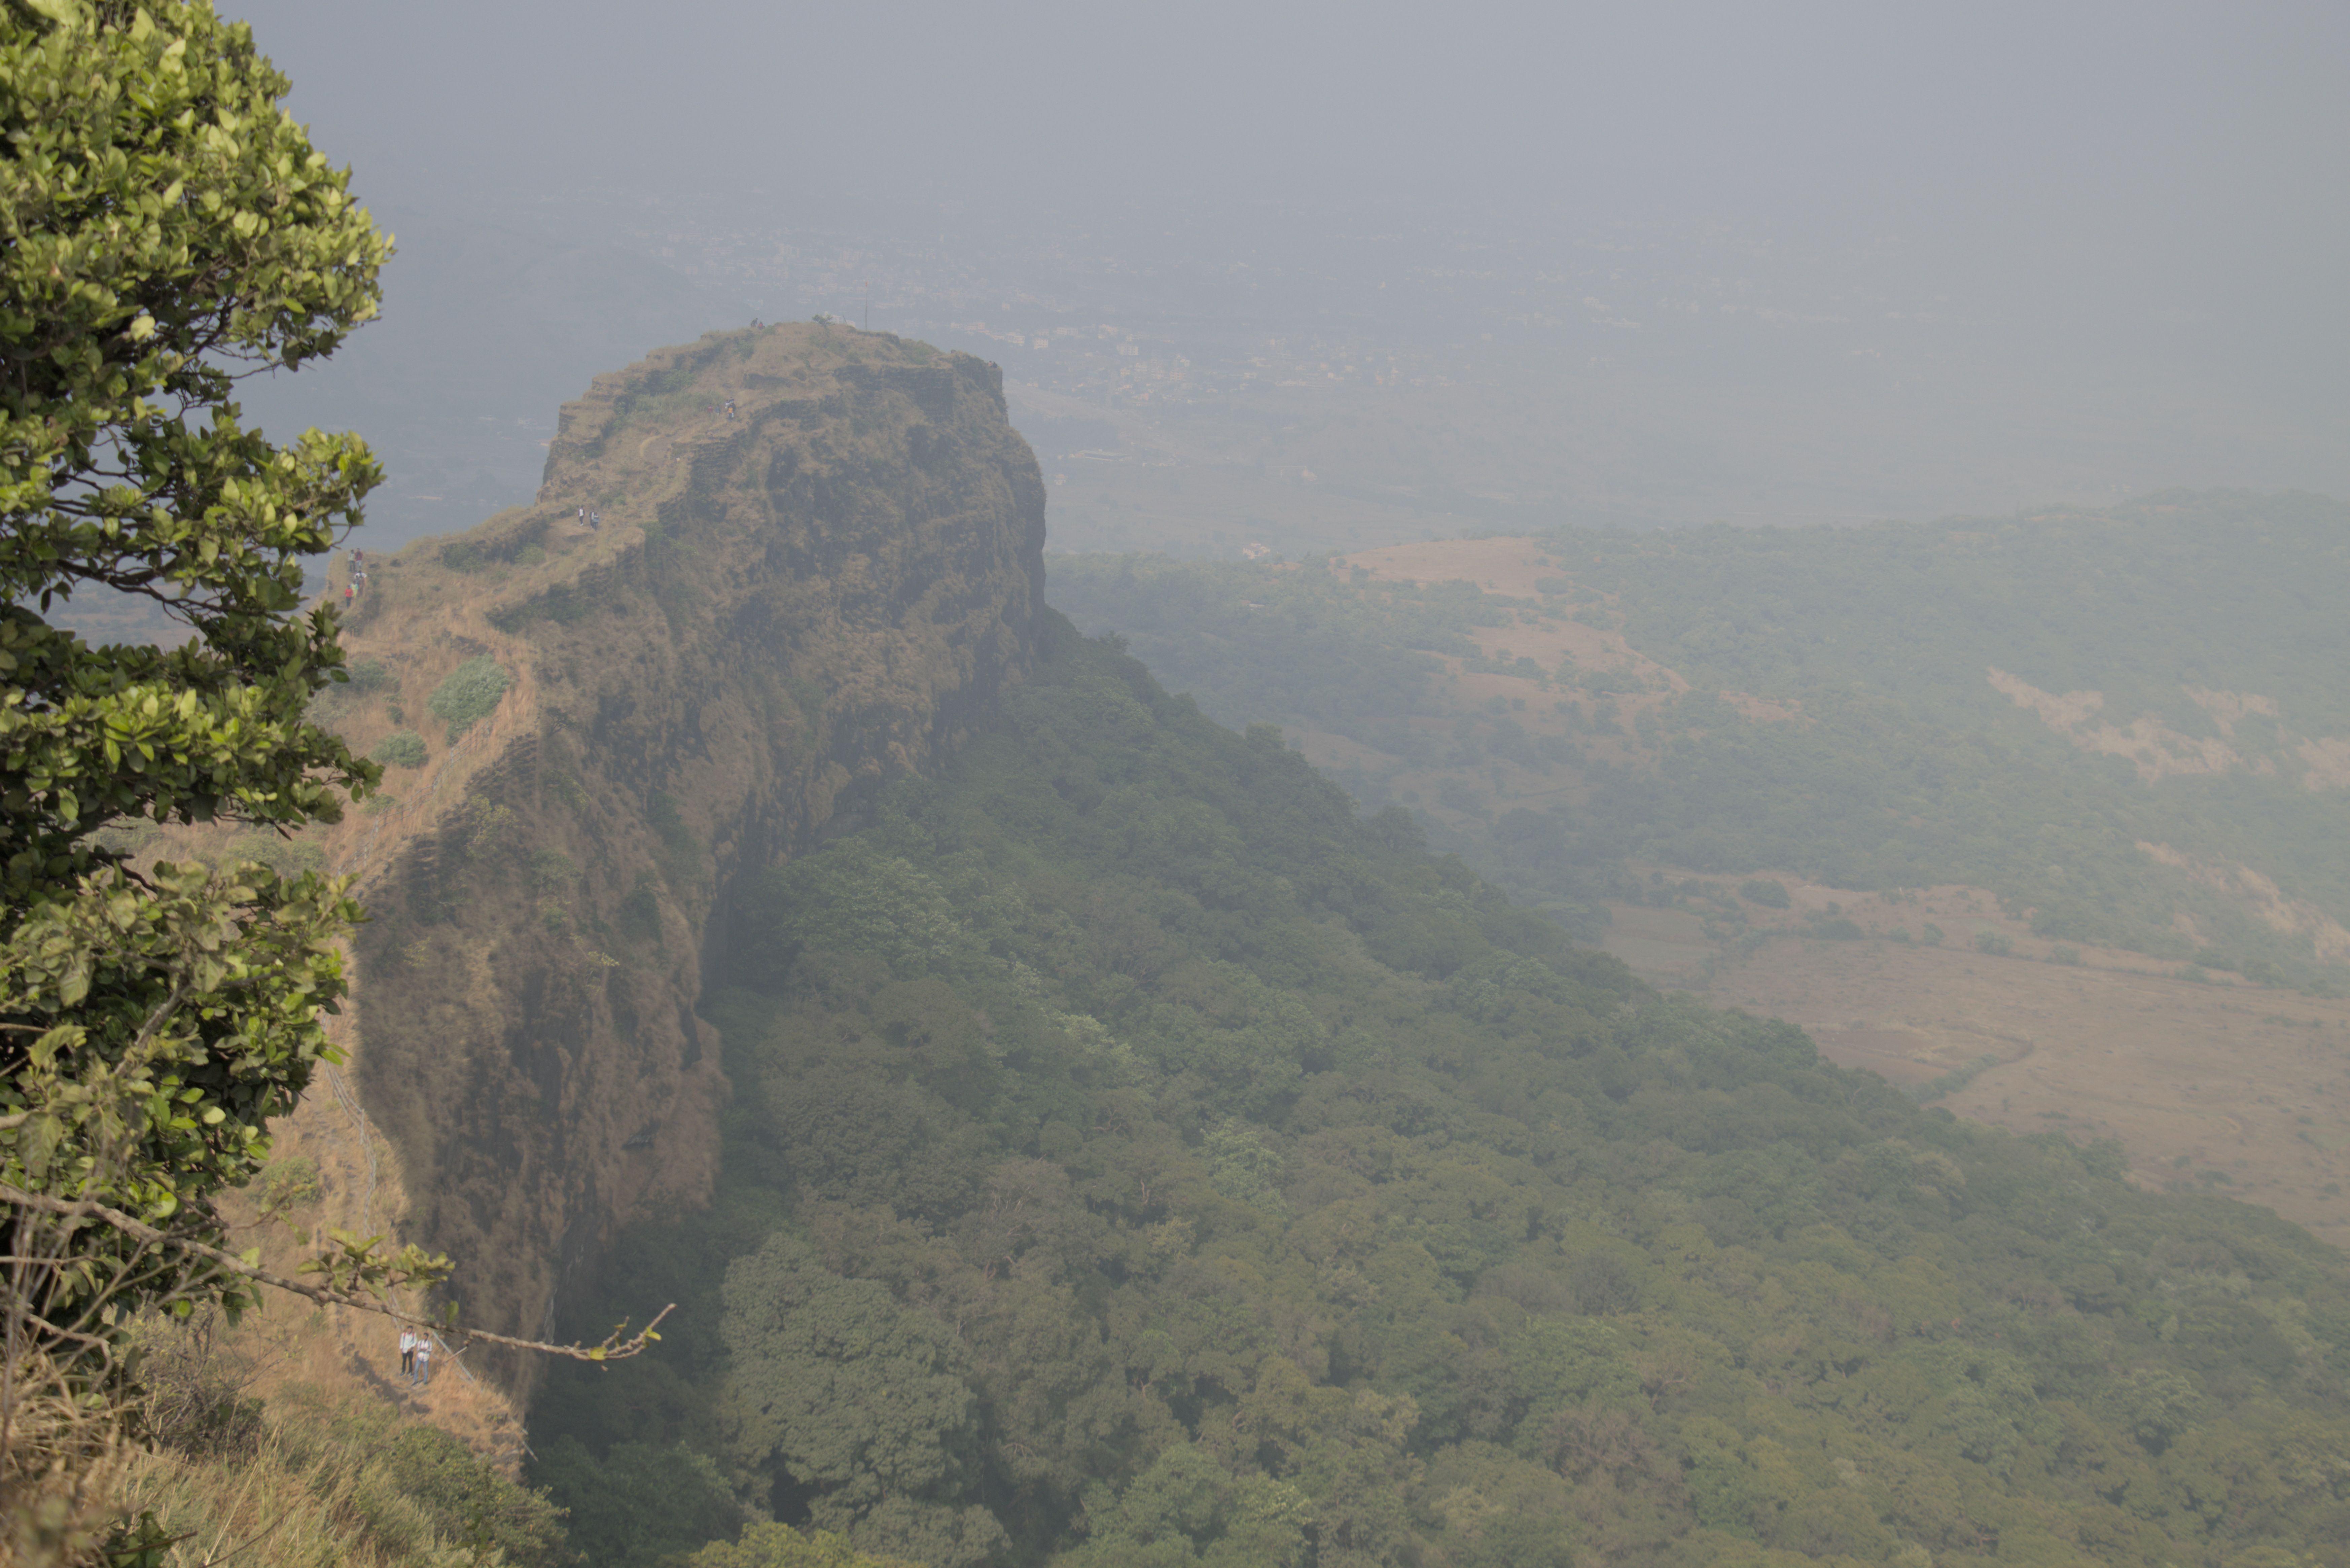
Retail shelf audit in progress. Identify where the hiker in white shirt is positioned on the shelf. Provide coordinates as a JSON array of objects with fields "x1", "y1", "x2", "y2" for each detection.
[{"x1": 398, "y1": 1328, "x2": 418, "y2": 1382}]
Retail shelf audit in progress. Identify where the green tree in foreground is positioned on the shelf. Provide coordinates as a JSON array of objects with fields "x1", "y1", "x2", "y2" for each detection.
[
  {"x1": 1, "y1": 7, "x2": 672, "y2": 1559},
  {"x1": 2, "y1": 0, "x2": 386, "y2": 1325}
]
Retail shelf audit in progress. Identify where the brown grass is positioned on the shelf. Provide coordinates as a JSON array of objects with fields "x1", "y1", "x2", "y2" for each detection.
[
  {"x1": 109, "y1": 1384, "x2": 506, "y2": 1568},
  {"x1": 1593, "y1": 881, "x2": 2350, "y2": 1251},
  {"x1": 0, "y1": 1353, "x2": 136, "y2": 1568},
  {"x1": 200, "y1": 1007, "x2": 533, "y2": 1475}
]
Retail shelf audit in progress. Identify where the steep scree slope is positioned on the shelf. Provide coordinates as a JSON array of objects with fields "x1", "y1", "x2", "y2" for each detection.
[{"x1": 328, "y1": 325, "x2": 1045, "y2": 1385}]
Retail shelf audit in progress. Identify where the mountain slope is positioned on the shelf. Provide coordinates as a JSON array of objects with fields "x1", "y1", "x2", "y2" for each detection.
[{"x1": 528, "y1": 617, "x2": 2350, "y2": 1568}]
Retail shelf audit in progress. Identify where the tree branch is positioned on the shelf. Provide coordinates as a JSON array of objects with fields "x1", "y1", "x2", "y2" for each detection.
[{"x1": 0, "y1": 1181, "x2": 671, "y2": 1364}]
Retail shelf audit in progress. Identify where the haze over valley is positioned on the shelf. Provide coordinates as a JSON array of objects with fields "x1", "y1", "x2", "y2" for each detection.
[{"x1": 11, "y1": 4, "x2": 2350, "y2": 1568}]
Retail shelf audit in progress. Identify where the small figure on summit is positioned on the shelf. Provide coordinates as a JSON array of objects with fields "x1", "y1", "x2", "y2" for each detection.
[
  {"x1": 724, "y1": 398, "x2": 738, "y2": 421},
  {"x1": 398, "y1": 1327, "x2": 417, "y2": 1381}
]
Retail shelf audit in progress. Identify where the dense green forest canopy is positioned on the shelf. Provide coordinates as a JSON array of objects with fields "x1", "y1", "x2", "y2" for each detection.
[
  {"x1": 1047, "y1": 491, "x2": 2350, "y2": 986},
  {"x1": 531, "y1": 616, "x2": 2350, "y2": 1568}
]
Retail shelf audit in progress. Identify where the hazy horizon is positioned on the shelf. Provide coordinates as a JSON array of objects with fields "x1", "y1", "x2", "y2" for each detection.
[{"x1": 226, "y1": 0, "x2": 2350, "y2": 551}]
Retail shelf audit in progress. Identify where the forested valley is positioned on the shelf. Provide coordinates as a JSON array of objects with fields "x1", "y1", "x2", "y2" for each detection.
[{"x1": 529, "y1": 614, "x2": 2350, "y2": 1568}]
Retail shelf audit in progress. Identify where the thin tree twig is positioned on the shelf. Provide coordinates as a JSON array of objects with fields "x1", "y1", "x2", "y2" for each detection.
[{"x1": 0, "y1": 1182, "x2": 672, "y2": 1363}]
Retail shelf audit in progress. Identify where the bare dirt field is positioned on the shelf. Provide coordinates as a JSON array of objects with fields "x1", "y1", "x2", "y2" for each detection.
[{"x1": 1598, "y1": 897, "x2": 2350, "y2": 1250}]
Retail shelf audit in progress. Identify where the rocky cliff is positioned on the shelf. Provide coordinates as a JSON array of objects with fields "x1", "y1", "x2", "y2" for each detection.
[{"x1": 318, "y1": 325, "x2": 1045, "y2": 1385}]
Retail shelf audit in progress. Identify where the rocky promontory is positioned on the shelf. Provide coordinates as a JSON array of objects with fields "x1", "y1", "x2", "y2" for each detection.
[{"x1": 317, "y1": 325, "x2": 1046, "y2": 1385}]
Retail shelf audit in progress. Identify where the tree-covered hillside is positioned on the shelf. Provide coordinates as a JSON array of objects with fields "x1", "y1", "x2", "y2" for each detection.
[
  {"x1": 1048, "y1": 491, "x2": 2350, "y2": 987},
  {"x1": 530, "y1": 617, "x2": 2350, "y2": 1568}
]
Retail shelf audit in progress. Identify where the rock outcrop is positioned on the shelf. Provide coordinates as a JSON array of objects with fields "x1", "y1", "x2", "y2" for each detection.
[{"x1": 328, "y1": 325, "x2": 1045, "y2": 1386}]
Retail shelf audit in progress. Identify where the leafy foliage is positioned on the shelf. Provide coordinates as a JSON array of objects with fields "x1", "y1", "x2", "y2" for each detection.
[
  {"x1": 532, "y1": 1435, "x2": 746, "y2": 1568},
  {"x1": 254, "y1": 1153, "x2": 321, "y2": 1210},
  {"x1": 425, "y1": 654, "x2": 508, "y2": 741},
  {"x1": 1, "y1": 5, "x2": 683, "y2": 1556},
  {"x1": 368, "y1": 728, "x2": 426, "y2": 770},
  {"x1": 1, "y1": 0, "x2": 387, "y2": 886},
  {"x1": 721, "y1": 1235, "x2": 1004, "y2": 1568},
  {"x1": 535, "y1": 619, "x2": 2350, "y2": 1568},
  {"x1": 0, "y1": 0, "x2": 396, "y2": 1513},
  {"x1": 372, "y1": 1419, "x2": 572, "y2": 1568},
  {"x1": 688, "y1": 1521, "x2": 923, "y2": 1568}
]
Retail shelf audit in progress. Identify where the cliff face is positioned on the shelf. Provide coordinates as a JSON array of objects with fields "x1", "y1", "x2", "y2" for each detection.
[{"x1": 330, "y1": 326, "x2": 1045, "y2": 1383}]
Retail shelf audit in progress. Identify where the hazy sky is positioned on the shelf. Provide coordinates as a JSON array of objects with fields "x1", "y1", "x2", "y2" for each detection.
[
  {"x1": 239, "y1": 0, "x2": 2348, "y2": 388},
  {"x1": 223, "y1": 0, "x2": 2350, "y2": 539},
  {"x1": 241, "y1": 3, "x2": 2347, "y2": 240}
]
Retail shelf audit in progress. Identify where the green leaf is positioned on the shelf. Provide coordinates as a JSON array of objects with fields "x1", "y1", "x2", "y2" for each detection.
[{"x1": 1, "y1": 0, "x2": 384, "y2": 1386}]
